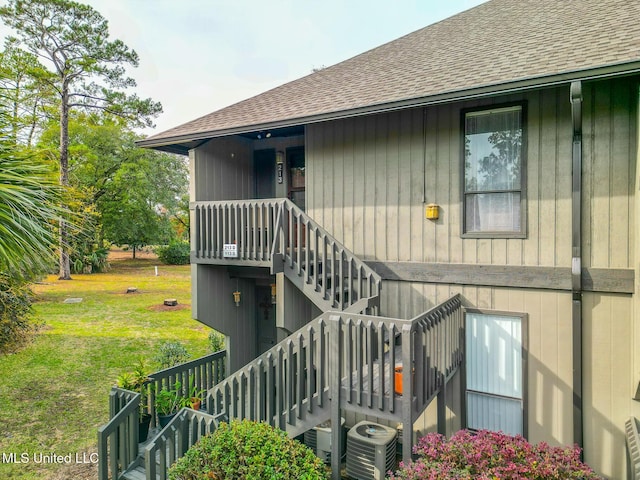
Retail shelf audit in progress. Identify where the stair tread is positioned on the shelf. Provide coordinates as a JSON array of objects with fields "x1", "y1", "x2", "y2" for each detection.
[{"x1": 122, "y1": 465, "x2": 147, "y2": 480}]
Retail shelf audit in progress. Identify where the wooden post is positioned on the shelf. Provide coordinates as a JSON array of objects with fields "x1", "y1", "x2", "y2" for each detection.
[
  {"x1": 437, "y1": 373, "x2": 447, "y2": 436},
  {"x1": 401, "y1": 323, "x2": 413, "y2": 465},
  {"x1": 329, "y1": 315, "x2": 342, "y2": 480}
]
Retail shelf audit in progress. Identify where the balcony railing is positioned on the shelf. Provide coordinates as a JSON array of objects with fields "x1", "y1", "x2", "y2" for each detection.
[
  {"x1": 192, "y1": 199, "x2": 282, "y2": 264},
  {"x1": 191, "y1": 198, "x2": 382, "y2": 313}
]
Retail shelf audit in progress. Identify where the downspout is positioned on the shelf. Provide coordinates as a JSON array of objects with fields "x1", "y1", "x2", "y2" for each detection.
[{"x1": 570, "y1": 80, "x2": 584, "y2": 451}]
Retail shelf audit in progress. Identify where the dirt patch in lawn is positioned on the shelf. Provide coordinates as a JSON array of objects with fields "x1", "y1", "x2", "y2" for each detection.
[{"x1": 147, "y1": 303, "x2": 190, "y2": 312}]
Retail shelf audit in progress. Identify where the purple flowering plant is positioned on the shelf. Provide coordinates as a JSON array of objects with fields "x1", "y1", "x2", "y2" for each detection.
[{"x1": 388, "y1": 429, "x2": 601, "y2": 480}]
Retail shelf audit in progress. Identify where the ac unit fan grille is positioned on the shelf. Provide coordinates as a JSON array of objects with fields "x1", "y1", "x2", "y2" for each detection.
[{"x1": 346, "y1": 422, "x2": 397, "y2": 480}]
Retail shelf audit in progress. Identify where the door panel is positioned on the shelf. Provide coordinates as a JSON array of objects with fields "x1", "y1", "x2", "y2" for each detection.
[{"x1": 255, "y1": 149, "x2": 275, "y2": 199}]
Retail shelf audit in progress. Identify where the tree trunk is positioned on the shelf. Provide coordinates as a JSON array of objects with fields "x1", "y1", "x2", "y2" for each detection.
[
  {"x1": 58, "y1": 83, "x2": 71, "y2": 280},
  {"x1": 132, "y1": 245, "x2": 136, "y2": 259}
]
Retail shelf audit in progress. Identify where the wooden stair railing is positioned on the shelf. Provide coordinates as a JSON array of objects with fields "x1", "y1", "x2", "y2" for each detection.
[
  {"x1": 99, "y1": 296, "x2": 463, "y2": 480},
  {"x1": 272, "y1": 199, "x2": 381, "y2": 314},
  {"x1": 97, "y1": 351, "x2": 227, "y2": 480},
  {"x1": 191, "y1": 198, "x2": 382, "y2": 314},
  {"x1": 207, "y1": 294, "x2": 464, "y2": 479},
  {"x1": 97, "y1": 389, "x2": 141, "y2": 480}
]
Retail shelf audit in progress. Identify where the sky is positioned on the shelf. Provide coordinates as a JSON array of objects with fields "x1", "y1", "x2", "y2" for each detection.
[{"x1": 1, "y1": 0, "x2": 488, "y2": 135}]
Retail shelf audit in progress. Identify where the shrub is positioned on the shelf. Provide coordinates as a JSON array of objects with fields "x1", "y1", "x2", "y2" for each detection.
[
  {"x1": 0, "y1": 273, "x2": 36, "y2": 354},
  {"x1": 155, "y1": 241, "x2": 190, "y2": 265},
  {"x1": 71, "y1": 246, "x2": 110, "y2": 274},
  {"x1": 388, "y1": 429, "x2": 601, "y2": 480},
  {"x1": 208, "y1": 329, "x2": 225, "y2": 352},
  {"x1": 168, "y1": 419, "x2": 328, "y2": 480},
  {"x1": 154, "y1": 341, "x2": 190, "y2": 369}
]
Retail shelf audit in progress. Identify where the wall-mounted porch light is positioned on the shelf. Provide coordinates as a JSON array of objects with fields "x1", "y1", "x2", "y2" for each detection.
[
  {"x1": 271, "y1": 283, "x2": 277, "y2": 304},
  {"x1": 233, "y1": 290, "x2": 241, "y2": 307},
  {"x1": 425, "y1": 203, "x2": 440, "y2": 220}
]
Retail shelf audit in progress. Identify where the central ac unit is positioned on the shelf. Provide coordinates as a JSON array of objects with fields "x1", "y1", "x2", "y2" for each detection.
[
  {"x1": 346, "y1": 421, "x2": 397, "y2": 480},
  {"x1": 303, "y1": 417, "x2": 346, "y2": 463}
]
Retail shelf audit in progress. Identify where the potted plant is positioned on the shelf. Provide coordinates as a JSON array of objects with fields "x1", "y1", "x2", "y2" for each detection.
[
  {"x1": 116, "y1": 359, "x2": 152, "y2": 442},
  {"x1": 185, "y1": 377, "x2": 204, "y2": 410},
  {"x1": 155, "y1": 380, "x2": 183, "y2": 428}
]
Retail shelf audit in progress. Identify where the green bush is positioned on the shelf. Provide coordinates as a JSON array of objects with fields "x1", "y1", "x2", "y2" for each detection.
[
  {"x1": 155, "y1": 241, "x2": 190, "y2": 265},
  {"x1": 208, "y1": 329, "x2": 225, "y2": 352},
  {"x1": 168, "y1": 420, "x2": 328, "y2": 480},
  {"x1": 154, "y1": 341, "x2": 190, "y2": 369},
  {"x1": 71, "y1": 246, "x2": 110, "y2": 274},
  {"x1": 0, "y1": 273, "x2": 36, "y2": 354}
]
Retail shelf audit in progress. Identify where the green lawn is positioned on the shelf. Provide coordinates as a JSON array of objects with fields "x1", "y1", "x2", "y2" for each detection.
[{"x1": 0, "y1": 252, "x2": 211, "y2": 480}]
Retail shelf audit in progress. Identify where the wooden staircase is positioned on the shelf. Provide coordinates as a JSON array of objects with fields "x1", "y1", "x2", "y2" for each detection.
[
  {"x1": 191, "y1": 198, "x2": 382, "y2": 314},
  {"x1": 99, "y1": 199, "x2": 465, "y2": 480}
]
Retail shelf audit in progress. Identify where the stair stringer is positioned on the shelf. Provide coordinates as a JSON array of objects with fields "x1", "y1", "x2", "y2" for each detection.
[{"x1": 281, "y1": 261, "x2": 339, "y2": 312}]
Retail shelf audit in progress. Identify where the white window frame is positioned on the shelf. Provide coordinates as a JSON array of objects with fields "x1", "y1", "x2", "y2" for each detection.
[
  {"x1": 461, "y1": 103, "x2": 527, "y2": 238},
  {"x1": 464, "y1": 309, "x2": 528, "y2": 438}
]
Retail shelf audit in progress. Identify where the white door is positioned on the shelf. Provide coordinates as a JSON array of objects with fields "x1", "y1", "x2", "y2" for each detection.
[{"x1": 466, "y1": 312, "x2": 524, "y2": 436}]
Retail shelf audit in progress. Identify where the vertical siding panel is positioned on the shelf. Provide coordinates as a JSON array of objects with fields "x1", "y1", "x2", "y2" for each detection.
[
  {"x1": 581, "y1": 84, "x2": 594, "y2": 269},
  {"x1": 194, "y1": 137, "x2": 253, "y2": 202},
  {"x1": 323, "y1": 123, "x2": 334, "y2": 233},
  {"x1": 476, "y1": 287, "x2": 492, "y2": 310},
  {"x1": 555, "y1": 292, "x2": 573, "y2": 444},
  {"x1": 492, "y1": 239, "x2": 507, "y2": 265},
  {"x1": 424, "y1": 106, "x2": 438, "y2": 262},
  {"x1": 449, "y1": 105, "x2": 463, "y2": 263},
  {"x1": 410, "y1": 108, "x2": 426, "y2": 262},
  {"x1": 343, "y1": 118, "x2": 355, "y2": 249},
  {"x1": 539, "y1": 292, "x2": 560, "y2": 442},
  {"x1": 523, "y1": 292, "x2": 542, "y2": 441},
  {"x1": 363, "y1": 115, "x2": 377, "y2": 258},
  {"x1": 306, "y1": 126, "x2": 317, "y2": 214},
  {"x1": 583, "y1": 294, "x2": 612, "y2": 477},
  {"x1": 477, "y1": 238, "x2": 491, "y2": 264},
  {"x1": 387, "y1": 111, "x2": 401, "y2": 261},
  {"x1": 610, "y1": 81, "x2": 633, "y2": 268},
  {"x1": 316, "y1": 125, "x2": 325, "y2": 218},
  {"x1": 538, "y1": 89, "x2": 558, "y2": 266},
  {"x1": 436, "y1": 105, "x2": 452, "y2": 263},
  {"x1": 401, "y1": 109, "x2": 417, "y2": 262},
  {"x1": 353, "y1": 119, "x2": 366, "y2": 257},
  {"x1": 629, "y1": 81, "x2": 637, "y2": 268},
  {"x1": 609, "y1": 295, "x2": 633, "y2": 477},
  {"x1": 333, "y1": 119, "x2": 345, "y2": 243},
  {"x1": 583, "y1": 292, "x2": 636, "y2": 480},
  {"x1": 375, "y1": 115, "x2": 388, "y2": 260},
  {"x1": 524, "y1": 90, "x2": 541, "y2": 266},
  {"x1": 591, "y1": 82, "x2": 612, "y2": 268},
  {"x1": 555, "y1": 87, "x2": 572, "y2": 267}
]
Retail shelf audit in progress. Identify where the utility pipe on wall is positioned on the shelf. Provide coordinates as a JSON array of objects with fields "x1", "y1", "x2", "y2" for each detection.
[{"x1": 570, "y1": 80, "x2": 584, "y2": 450}]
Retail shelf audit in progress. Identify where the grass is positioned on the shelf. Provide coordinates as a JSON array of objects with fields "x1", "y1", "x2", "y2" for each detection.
[{"x1": 0, "y1": 251, "x2": 212, "y2": 480}]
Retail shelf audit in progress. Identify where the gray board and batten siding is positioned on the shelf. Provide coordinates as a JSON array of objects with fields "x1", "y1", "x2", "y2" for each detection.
[
  {"x1": 303, "y1": 76, "x2": 638, "y2": 479},
  {"x1": 305, "y1": 78, "x2": 636, "y2": 293}
]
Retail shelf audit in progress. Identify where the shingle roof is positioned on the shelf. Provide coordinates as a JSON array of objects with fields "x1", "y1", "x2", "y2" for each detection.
[{"x1": 140, "y1": 0, "x2": 640, "y2": 150}]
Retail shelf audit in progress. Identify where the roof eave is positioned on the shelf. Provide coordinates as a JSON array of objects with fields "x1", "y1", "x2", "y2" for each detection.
[{"x1": 137, "y1": 60, "x2": 640, "y2": 152}]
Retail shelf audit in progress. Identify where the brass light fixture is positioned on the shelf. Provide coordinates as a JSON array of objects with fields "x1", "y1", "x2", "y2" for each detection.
[{"x1": 232, "y1": 290, "x2": 241, "y2": 307}]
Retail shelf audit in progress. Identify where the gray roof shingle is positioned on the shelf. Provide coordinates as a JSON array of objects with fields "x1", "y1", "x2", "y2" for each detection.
[{"x1": 141, "y1": 0, "x2": 640, "y2": 148}]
